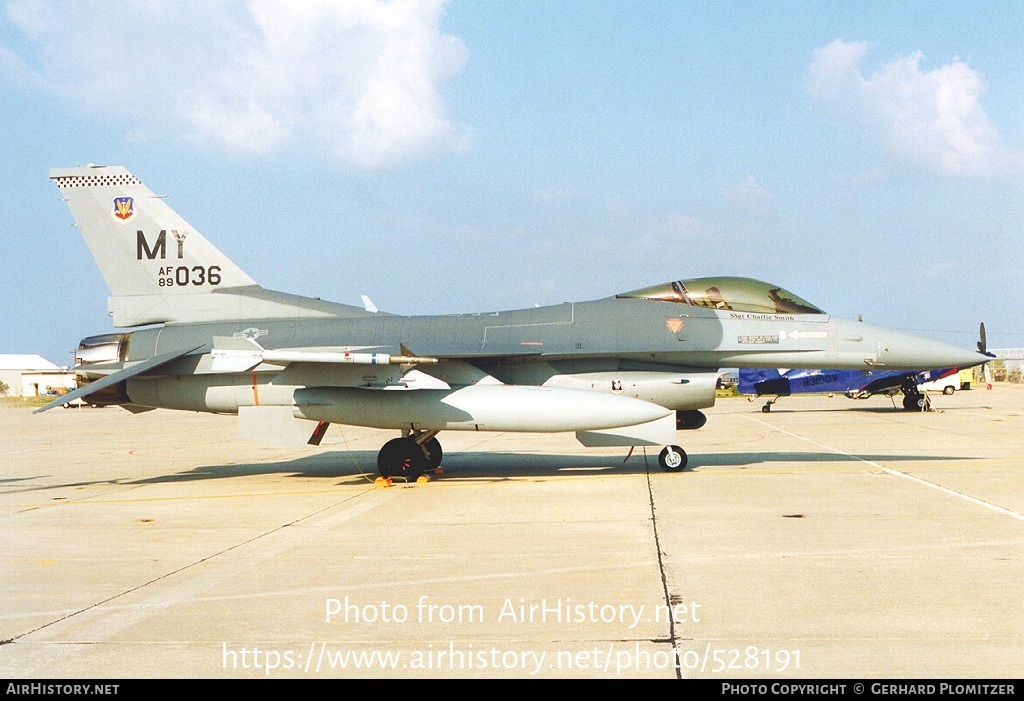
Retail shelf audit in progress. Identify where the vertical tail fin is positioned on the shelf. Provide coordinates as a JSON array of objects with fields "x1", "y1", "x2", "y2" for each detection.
[
  {"x1": 52, "y1": 165, "x2": 372, "y2": 327},
  {"x1": 50, "y1": 165, "x2": 256, "y2": 299}
]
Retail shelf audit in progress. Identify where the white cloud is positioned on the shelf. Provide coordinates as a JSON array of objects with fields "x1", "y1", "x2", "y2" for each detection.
[
  {"x1": 843, "y1": 167, "x2": 888, "y2": 186},
  {"x1": 725, "y1": 175, "x2": 774, "y2": 211},
  {"x1": 0, "y1": 44, "x2": 43, "y2": 90},
  {"x1": 663, "y1": 213, "x2": 707, "y2": 240},
  {"x1": 3, "y1": 0, "x2": 468, "y2": 167},
  {"x1": 808, "y1": 39, "x2": 1021, "y2": 176},
  {"x1": 532, "y1": 185, "x2": 577, "y2": 203},
  {"x1": 603, "y1": 194, "x2": 628, "y2": 216}
]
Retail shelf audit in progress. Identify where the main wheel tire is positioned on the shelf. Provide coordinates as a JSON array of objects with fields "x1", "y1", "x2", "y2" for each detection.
[
  {"x1": 658, "y1": 445, "x2": 688, "y2": 472},
  {"x1": 377, "y1": 437, "x2": 426, "y2": 480},
  {"x1": 761, "y1": 404, "x2": 771, "y2": 413},
  {"x1": 421, "y1": 437, "x2": 443, "y2": 470}
]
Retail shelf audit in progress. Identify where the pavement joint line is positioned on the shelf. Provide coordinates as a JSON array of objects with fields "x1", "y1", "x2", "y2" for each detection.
[
  {"x1": 741, "y1": 412, "x2": 1024, "y2": 523},
  {"x1": 643, "y1": 447, "x2": 682, "y2": 681},
  {"x1": 3, "y1": 487, "x2": 380, "y2": 644}
]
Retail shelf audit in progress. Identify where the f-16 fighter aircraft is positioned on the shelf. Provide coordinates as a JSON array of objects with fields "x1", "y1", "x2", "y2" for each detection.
[{"x1": 38, "y1": 166, "x2": 989, "y2": 477}]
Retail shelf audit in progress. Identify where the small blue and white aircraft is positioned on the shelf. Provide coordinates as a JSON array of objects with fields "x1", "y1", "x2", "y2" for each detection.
[{"x1": 739, "y1": 366, "x2": 964, "y2": 412}]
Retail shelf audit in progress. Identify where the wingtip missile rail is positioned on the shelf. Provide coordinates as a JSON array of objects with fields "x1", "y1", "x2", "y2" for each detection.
[{"x1": 210, "y1": 337, "x2": 438, "y2": 373}]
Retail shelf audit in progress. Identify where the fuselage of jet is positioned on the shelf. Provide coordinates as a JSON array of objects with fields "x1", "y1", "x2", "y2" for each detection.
[{"x1": 41, "y1": 165, "x2": 990, "y2": 475}]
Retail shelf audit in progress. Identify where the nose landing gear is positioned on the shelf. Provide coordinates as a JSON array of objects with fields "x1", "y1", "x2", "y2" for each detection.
[
  {"x1": 658, "y1": 444, "x2": 689, "y2": 472},
  {"x1": 901, "y1": 392, "x2": 931, "y2": 412}
]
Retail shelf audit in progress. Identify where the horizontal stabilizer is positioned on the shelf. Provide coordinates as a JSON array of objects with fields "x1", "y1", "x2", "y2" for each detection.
[
  {"x1": 106, "y1": 286, "x2": 378, "y2": 327},
  {"x1": 575, "y1": 413, "x2": 677, "y2": 447},
  {"x1": 34, "y1": 344, "x2": 205, "y2": 414}
]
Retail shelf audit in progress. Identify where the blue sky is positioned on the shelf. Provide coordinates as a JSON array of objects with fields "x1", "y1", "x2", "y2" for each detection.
[{"x1": 1, "y1": 1, "x2": 1022, "y2": 364}]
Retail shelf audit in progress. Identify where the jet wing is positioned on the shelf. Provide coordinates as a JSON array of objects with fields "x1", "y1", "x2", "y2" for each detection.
[{"x1": 34, "y1": 344, "x2": 206, "y2": 414}]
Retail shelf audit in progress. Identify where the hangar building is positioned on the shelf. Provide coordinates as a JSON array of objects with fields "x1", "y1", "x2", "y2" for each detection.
[{"x1": 0, "y1": 355, "x2": 76, "y2": 397}]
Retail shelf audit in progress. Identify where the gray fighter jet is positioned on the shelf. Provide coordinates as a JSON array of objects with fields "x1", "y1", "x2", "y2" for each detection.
[{"x1": 39, "y1": 166, "x2": 988, "y2": 477}]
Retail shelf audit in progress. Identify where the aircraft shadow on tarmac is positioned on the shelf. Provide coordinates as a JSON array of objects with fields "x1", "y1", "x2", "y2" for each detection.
[
  {"x1": 741, "y1": 403, "x2": 995, "y2": 414},
  {"x1": 116, "y1": 449, "x2": 977, "y2": 485},
  {"x1": 0, "y1": 476, "x2": 46, "y2": 484}
]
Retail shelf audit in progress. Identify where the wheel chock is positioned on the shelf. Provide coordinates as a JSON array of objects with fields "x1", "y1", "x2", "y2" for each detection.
[
  {"x1": 416, "y1": 475, "x2": 430, "y2": 484},
  {"x1": 374, "y1": 476, "x2": 392, "y2": 488}
]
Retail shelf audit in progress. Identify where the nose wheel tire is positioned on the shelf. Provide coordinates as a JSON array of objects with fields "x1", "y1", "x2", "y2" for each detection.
[
  {"x1": 658, "y1": 445, "x2": 688, "y2": 472},
  {"x1": 902, "y1": 394, "x2": 926, "y2": 412},
  {"x1": 378, "y1": 437, "x2": 427, "y2": 480}
]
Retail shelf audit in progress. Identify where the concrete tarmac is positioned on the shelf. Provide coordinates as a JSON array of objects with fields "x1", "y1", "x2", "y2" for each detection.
[{"x1": 1, "y1": 386, "x2": 1023, "y2": 678}]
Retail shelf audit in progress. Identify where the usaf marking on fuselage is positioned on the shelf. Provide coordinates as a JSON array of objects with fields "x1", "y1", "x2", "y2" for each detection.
[{"x1": 38, "y1": 165, "x2": 990, "y2": 479}]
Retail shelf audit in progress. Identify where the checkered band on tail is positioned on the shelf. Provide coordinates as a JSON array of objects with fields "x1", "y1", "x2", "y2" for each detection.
[{"x1": 52, "y1": 173, "x2": 142, "y2": 188}]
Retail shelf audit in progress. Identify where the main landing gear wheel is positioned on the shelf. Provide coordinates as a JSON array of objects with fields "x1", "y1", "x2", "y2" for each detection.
[
  {"x1": 377, "y1": 437, "x2": 427, "y2": 480},
  {"x1": 658, "y1": 445, "x2": 688, "y2": 472},
  {"x1": 421, "y1": 437, "x2": 443, "y2": 470}
]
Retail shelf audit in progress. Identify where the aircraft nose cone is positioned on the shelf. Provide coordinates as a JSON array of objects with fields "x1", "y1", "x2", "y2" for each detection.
[{"x1": 879, "y1": 332, "x2": 988, "y2": 370}]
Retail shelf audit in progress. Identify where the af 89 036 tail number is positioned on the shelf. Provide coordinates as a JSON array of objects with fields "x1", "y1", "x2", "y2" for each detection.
[{"x1": 157, "y1": 266, "x2": 222, "y2": 287}]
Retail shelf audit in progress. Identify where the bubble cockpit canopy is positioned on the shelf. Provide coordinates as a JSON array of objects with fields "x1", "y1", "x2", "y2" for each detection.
[{"x1": 616, "y1": 277, "x2": 825, "y2": 315}]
